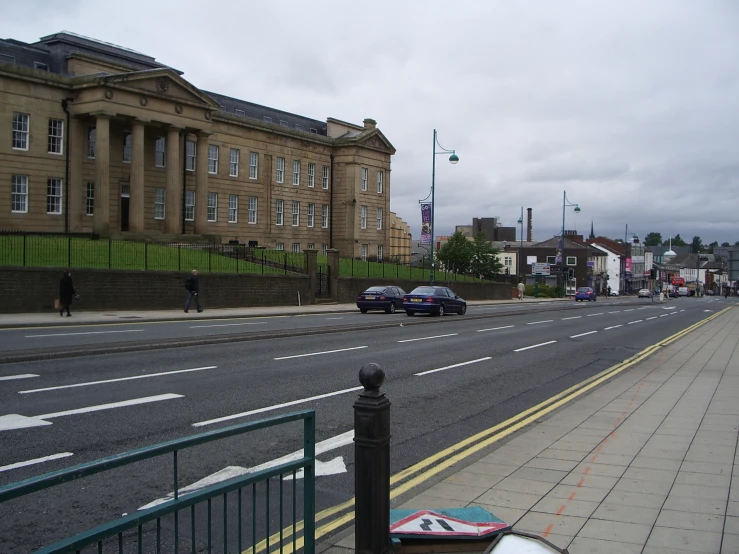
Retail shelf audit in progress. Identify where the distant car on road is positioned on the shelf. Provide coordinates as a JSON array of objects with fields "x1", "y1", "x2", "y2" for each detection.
[
  {"x1": 574, "y1": 287, "x2": 597, "y2": 302},
  {"x1": 609, "y1": 290, "x2": 620, "y2": 296},
  {"x1": 403, "y1": 286, "x2": 467, "y2": 316},
  {"x1": 638, "y1": 289, "x2": 653, "y2": 298},
  {"x1": 678, "y1": 287, "x2": 689, "y2": 296},
  {"x1": 356, "y1": 286, "x2": 407, "y2": 314}
]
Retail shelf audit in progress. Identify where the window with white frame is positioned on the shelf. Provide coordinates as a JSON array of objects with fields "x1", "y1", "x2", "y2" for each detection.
[
  {"x1": 307, "y1": 203, "x2": 314, "y2": 227},
  {"x1": 155, "y1": 188, "x2": 165, "y2": 219},
  {"x1": 12, "y1": 112, "x2": 29, "y2": 150},
  {"x1": 207, "y1": 192, "x2": 217, "y2": 222},
  {"x1": 249, "y1": 152, "x2": 258, "y2": 179},
  {"x1": 186, "y1": 141, "x2": 196, "y2": 171},
  {"x1": 248, "y1": 196, "x2": 257, "y2": 224},
  {"x1": 185, "y1": 190, "x2": 195, "y2": 221},
  {"x1": 322, "y1": 204, "x2": 329, "y2": 228},
  {"x1": 377, "y1": 171, "x2": 384, "y2": 194},
  {"x1": 276, "y1": 157, "x2": 285, "y2": 183},
  {"x1": 229, "y1": 148, "x2": 239, "y2": 177},
  {"x1": 292, "y1": 200, "x2": 300, "y2": 226},
  {"x1": 307, "y1": 243, "x2": 315, "y2": 249},
  {"x1": 155, "y1": 136, "x2": 165, "y2": 167},
  {"x1": 360, "y1": 205, "x2": 367, "y2": 229},
  {"x1": 208, "y1": 145, "x2": 219, "y2": 174},
  {"x1": 48, "y1": 118, "x2": 64, "y2": 154},
  {"x1": 275, "y1": 199, "x2": 284, "y2": 225},
  {"x1": 122, "y1": 132, "x2": 132, "y2": 163},
  {"x1": 377, "y1": 207, "x2": 383, "y2": 230},
  {"x1": 276, "y1": 242, "x2": 284, "y2": 251},
  {"x1": 11, "y1": 175, "x2": 28, "y2": 213},
  {"x1": 88, "y1": 126, "x2": 96, "y2": 159},
  {"x1": 361, "y1": 167, "x2": 368, "y2": 191},
  {"x1": 292, "y1": 243, "x2": 300, "y2": 253},
  {"x1": 546, "y1": 256, "x2": 556, "y2": 264},
  {"x1": 504, "y1": 256, "x2": 513, "y2": 267},
  {"x1": 322, "y1": 166, "x2": 329, "y2": 189},
  {"x1": 566, "y1": 256, "x2": 577, "y2": 266},
  {"x1": 47, "y1": 178, "x2": 63, "y2": 214},
  {"x1": 322, "y1": 244, "x2": 328, "y2": 256},
  {"x1": 229, "y1": 194, "x2": 238, "y2": 223},
  {"x1": 361, "y1": 244, "x2": 368, "y2": 261},
  {"x1": 293, "y1": 160, "x2": 301, "y2": 185},
  {"x1": 308, "y1": 163, "x2": 315, "y2": 187},
  {"x1": 85, "y1": 181, "x2": 94, "y2": 216},
  {"x1": 377, "y1": 244, "x2": 383, "y2": 262}
]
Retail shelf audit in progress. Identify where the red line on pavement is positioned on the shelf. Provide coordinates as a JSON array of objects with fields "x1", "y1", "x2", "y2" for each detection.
[
  {"x1": 543, "y1": 524, "x2": 553, "y2": 538},
  {"x1": 555, "y1": 505, "x2": 566, "y2": 516}
]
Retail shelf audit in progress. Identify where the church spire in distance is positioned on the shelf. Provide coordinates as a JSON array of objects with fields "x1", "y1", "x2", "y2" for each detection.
[{"x1": 589, "y1": 221, "x2": 595, "y2": 239}]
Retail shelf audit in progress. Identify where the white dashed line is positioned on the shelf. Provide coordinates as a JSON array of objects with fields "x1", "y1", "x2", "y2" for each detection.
[
  {"x1": 398, "y1": 333, "x2": 458, "y2": 343},
  {"x1": 608, "y1": 311, "x2": 621, "y2": 314},
  {"x1": 415, "y1": 357, "x2": 492, "y2": 376},
  {"x1": 587, "y1": 313, "x2": 604, "y2": 317},
  {"x1": 570, "y1": 331, "x2": 598, "y2": 338},
  {"x1": 274, "y1": 346, "x2": 367, "y2": 360},
  {"x1": 0, "y1": 453, "x2": 73, "y2": 473},
  {"x1": 646, "y1": 317, "x2": 658, "y2": 320},
  {"x1": 26, "y1": 330, "x2": 144, "y2": 338},
  {"x1": 514, "y1": 341, "x2": 557, "y2": 352},
  {"x1": 527, "y1": 320, "x2": 553, "y2": 325},
  {"x1": 0, "y1": 374, "x2": 39, "y2": 381},
  {"x1": 605, "y1": 325, "x2": 623, "y2": 330},
  {"x1": 476, "y1": 325, "x2": 514, "y2": 332},
  {"x1": 562, "y1": 316, "x2": 581, "y2": 320},
  {"x1": 628, "y1": 320, "x2": 643, "y2": 325}
]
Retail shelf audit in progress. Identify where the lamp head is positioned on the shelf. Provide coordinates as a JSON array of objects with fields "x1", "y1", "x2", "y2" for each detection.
[
  {"x1": 574, "y1": 205, "x2": 581, "y2": 213},
  {"x1": 448, "y1": 152, "x2": 459, "y2": 164},
  {"x1": 517, "y1": 217, "x2": 523, "y2": 224}
]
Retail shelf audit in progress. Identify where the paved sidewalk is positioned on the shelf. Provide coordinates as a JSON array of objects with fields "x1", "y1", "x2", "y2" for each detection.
[
  {"x1": 324, "y1": 306, "x2": 739, "y2": 553},
  {"x1": 0, "y1": 297, "x2": 564, "y2": 328}
]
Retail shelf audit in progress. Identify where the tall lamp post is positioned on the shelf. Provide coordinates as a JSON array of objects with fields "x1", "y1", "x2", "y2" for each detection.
[
  {"x1": 421, "y1": 129, "x2": 458, "y2": 285},
  {"x1": 517, "y1": 207, "x2": 524, "y2": 281},
  {"x1": 560, "y1": 191, "x2": 581, "y2": 297}
]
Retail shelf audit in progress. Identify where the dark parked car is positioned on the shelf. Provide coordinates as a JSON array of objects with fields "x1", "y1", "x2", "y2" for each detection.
[
  {"x1": 574, "y1": 287, "x2": 597, "y2": 302},
  {"x1": 356, "y1": 286, "x2": 407, "y2": 314},
  {"x1": 403, "y1": 286, "x2": 467, "y2": 316}
]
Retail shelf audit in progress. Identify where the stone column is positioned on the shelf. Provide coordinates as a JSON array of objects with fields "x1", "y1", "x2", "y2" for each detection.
[
  {"x1": 129, "y1": 119, "x2": 147, "y2": 232},
  {"x1": 304, "y1": 249, "x2": 318, "y2": 304},
  {"x1": 194, "y1": 131, "x2": 211, "y2": 234},
  {"x1": 165, "y1": 126, "x2": 182, "y2": 234},
  {"x1": 327, "y1": 248, "x2": 340, "y2": 300},
  {"x1": 93, "y1": 113, "x2": 111, "y2": 236},
  {"x1": 68, "y1": 116, "x2": 85, "y2": 231}
]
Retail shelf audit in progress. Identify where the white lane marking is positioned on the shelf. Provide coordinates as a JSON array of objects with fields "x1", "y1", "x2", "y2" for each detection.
[
  {"x1": 624, "y1": 309, "x2": 635, "y2": 312},
  {"x1": 527, "y1": 320, "x2": 553, "y2": 325},
  {"x1": 562, "y1": 316, "x2": 581, "y2": 320},
  {"x1": 25, "y1": 330, "x2": 144, "y2": 338},
  {"x1": 660, "y1": 314, "x2": 669, "y2": 317},
  {"x1": 570, "y1": 331, "x2": 597, "y2": 338},
  {"x1": 0, "y1": 452, "x2": 73, "y2": 473},
  {"x1": 605, "y1": 325, "x2": 623, "y2": 330},
  {"x1": 514, "y1": 341, "x2": 557, "y2": 352},
  {"x1": 609, "y1": 311, "x2": 621, "y2": 313},
  {"x1": 646, "y1": 317, "x2": 658, "y2": 320},
  {"x1": 415, "y1": 357, "x2": 492, "y2": 376},
  {"x1": 140, "y1": 431, "x2": 354, "y2": 509},
  {"x1": 628, "y1": 320, "x2": 643, "y2": 325},
  {"x1": 679, "y1": 310, "x2": 685, "y2": 312},
  {"x1": 325, "y1": 317, "x2": 344, "y2": 320},
  {"x1": 193, "y1": 386, "x2": 363, "y2": 427},
  {"x1": 587, "y1": 313, "x2": 604, "y2": 317},
  {"x1": 476, "y1": 325, "x2": 514, "y2": 332},
  {"x1": 0, "y1": 414, "x2": 51, "y2": 431},
  {"x1": 274, "y1": 346, "x2": 367, "y2": 360},
  {"x1": 397, "y1": 333, "x2": 458, "y2": 343},
  {"x1": 190, "y1": 322, "x2": 266, "y2": 328},
  {"x1": 638, "y1": 307, "x2": 648, "y2": 310},
  {"x1": 19, "y1": 367, "x2": 215, "y2": 394},
  {"x1": 0, "y1": 374, "x2": 39, "y2": 381},
  {"x1": 38, "y1": 394, "x2": 183, "y2": 420}
]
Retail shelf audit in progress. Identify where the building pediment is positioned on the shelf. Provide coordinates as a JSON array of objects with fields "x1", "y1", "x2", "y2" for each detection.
[
  {"x1": 335, "y1": 128, "x2": 396, "y2": 154},
  {"x1": 74, "y1": 68, "x2": 219, "y2": 109}
]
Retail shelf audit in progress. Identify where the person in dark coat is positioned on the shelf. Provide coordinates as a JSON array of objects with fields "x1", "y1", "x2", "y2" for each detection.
[
  {"x1": 184, "y1": 269, "x2": 203, "y2": 313},
  {"x1": 59, "y1": 270, "x2": 76, "y2": 317}
]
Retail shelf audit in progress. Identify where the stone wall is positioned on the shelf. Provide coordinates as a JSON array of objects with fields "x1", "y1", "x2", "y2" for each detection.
[
  {"x1": 337, "y1": 277, "x2": 511, "y2": 304},
  {"x1": 0, "y1": 267, "x2": 310, "y2": 313}
]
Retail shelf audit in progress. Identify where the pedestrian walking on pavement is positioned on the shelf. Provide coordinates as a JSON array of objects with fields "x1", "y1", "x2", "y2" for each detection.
[
  {"x1": 59, "y1": 270, "x2": 76, "y2": 317},
  {"x1": 517, "y1": 281, "x2": 525, "y2": 300},
  {"x1": 184, "y1": 270, "x2": 203, "y2": 313}
]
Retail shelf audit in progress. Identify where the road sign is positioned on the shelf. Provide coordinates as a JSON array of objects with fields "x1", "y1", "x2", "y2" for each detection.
[
  {"x1": 532, "y1": 263, "x2": 550, "y2": 275},
  {"x1": 390, "y1": 508, "x2": 509, "y2": 539}
]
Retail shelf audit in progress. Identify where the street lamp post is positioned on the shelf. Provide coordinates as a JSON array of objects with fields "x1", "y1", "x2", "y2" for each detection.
[
  {"x1": 517, "y1": 207, "x2": 524, "y2": 281},
  {"x1": 421, "y1": 129, "x2": 458, "y2": 285},
  {"x1": 560, "y1": 191, "x2": 581, "y2": 297}
]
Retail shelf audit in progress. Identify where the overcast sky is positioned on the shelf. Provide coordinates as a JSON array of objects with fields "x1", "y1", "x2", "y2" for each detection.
[{"x1": 7, "y1": 1, "x2": 739, "y2": 244}]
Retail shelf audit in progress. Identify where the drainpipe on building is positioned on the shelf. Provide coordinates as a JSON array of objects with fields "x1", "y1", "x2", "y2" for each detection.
[
  {"x1": 329, "y1": 153, "x2": 334, "y2": 249},
  {"x1": 181, "y1": 131, "x2": 187, "y2": 235},
  {"x1": 61, "y1": 98, "x2": 72, "y2": 234}
]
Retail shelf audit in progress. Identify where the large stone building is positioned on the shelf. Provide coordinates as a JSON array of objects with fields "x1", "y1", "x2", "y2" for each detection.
[{"x1": 0, "y1": 32, "x2": 396, "y2": 259}]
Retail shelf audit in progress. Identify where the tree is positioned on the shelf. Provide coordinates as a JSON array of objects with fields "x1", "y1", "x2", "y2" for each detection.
[
  {"x1": 721, "y1": 242, "x2": 731, "y2": 247},
  {"x1": 663, "y1": 234, "x2": 687, "y2": 247},
  {"x1": 644, "y1": 232, "x2": 662, "y2": 246},
  {"x1": 690, "y1": 236, "x2": 703, "y2": 253},
  {"x1": 469, "y1": 232, "x2": 504, "y2": 280},
  {"x1": 707, "y1": 241, "x2": 719, "y2": 253},
  {"x1": 436, "y1": 231, "x2": 473, "y2": 274}
]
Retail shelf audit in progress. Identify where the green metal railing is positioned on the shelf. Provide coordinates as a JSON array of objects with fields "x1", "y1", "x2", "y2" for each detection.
[{"x1": 0, "y1": 410, "x2": 316, "y2": 554}]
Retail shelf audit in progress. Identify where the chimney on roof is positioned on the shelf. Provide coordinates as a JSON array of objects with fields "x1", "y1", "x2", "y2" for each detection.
[
  {"x1": 526, "y1": 208, "x2": 533, "y2": 242},
  {"x1": 363, "y1": 118, "x2": 377, "y2": 130}
]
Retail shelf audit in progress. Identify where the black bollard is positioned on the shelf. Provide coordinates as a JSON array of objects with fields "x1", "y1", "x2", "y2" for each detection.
[{"x1": 354, "y1": 363, "x2": 391, "y2": 554}]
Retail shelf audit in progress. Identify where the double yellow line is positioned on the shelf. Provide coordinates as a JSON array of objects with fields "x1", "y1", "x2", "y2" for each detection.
[{"x1": 248, "y1": 306, "x2": 733, "y2": 554}]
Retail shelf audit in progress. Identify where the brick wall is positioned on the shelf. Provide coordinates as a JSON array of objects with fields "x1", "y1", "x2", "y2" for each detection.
[
  {"x1": 0, "y1": 267, "x2": 310, "y2": 313},
  {"x1": 337, "y1": 277, "x2": 511, "y2": 303}
]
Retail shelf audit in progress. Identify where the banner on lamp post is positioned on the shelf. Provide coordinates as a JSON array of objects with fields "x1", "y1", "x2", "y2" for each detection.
[{"x1": 420, "y1": 204, "x2": 432, "y2": 244}]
